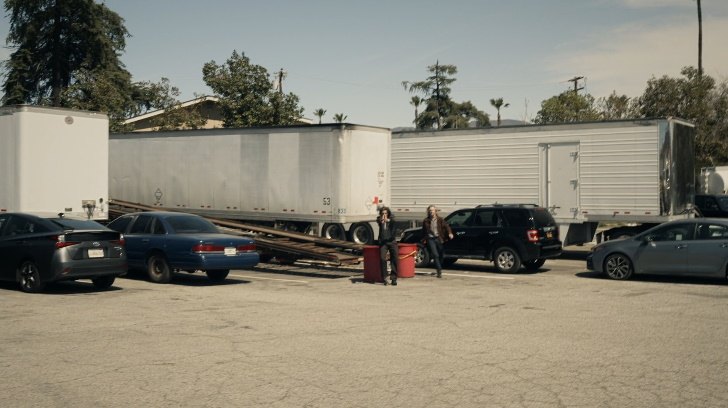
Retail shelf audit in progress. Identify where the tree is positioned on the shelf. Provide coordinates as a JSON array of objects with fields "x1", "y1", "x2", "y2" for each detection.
[
  {"x1": 2, "y1": 0, "x2": 131, "y2": 107},
  {"x1": 333, "y1": 113, "x2": 347, "y2": 123},
  {"x1": 202, "y1": 50, "x2": 304, "y2": 127},
  {"x1": 638, "y1": 66, "x2": 728, "y2": 167},
  {"x1": 595, "y1": 92, "x2": 639, "y2": 120},
  {"x1": 489, "y1": 97, "x2": 510, "y2": 126},
  {"x1": 313, "y1": 108, "x2": 326, "y2": 124},
  {"x1": 534, "y1": 91, "x2": 600, "y2": 124},
  {"x1": 409, "y1": 96, "x2": 423, "y2": 125},
  {"x1": 403, "y1": 61, "x2": 490, "y2": 129}
]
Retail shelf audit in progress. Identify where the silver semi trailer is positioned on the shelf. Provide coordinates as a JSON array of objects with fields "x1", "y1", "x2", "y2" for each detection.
[
  {"x1": 109, "y1": 124, "x2": 390, "y2": 244},
  {"x1": 0, "y1": 105, "x2": 110, "y2": 220},
  {"x1": 390, "y1": 118, "x2": 695, "y2": 245}
]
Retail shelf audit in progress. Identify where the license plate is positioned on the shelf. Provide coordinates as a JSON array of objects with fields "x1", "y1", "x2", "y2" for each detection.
[
  {"x1": 224, "y1": 247, "x2": 236, "y2": 256},
  {"x1": 88, "y1": 248, "x2": 104, "y2": 258}
]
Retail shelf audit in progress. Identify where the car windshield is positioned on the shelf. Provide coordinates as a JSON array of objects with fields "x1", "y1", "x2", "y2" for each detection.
[
  {"x1": 165, "y1": 215, "x2": 219, "y2": 233},
  {"x1": 48, "y1": 218, "x2": 108, "y2": 231}
]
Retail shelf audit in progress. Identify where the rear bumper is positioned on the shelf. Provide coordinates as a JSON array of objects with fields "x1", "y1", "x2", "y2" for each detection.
[
  {"x1": 50, "y1": 258, "x2": 128, "y2": 282},
  {"x1": 523, "y1": 243, "x2": 562, "y2": 261},
  {"x1": 170, "y1": 253, "x2": 260, "y2": 271}
]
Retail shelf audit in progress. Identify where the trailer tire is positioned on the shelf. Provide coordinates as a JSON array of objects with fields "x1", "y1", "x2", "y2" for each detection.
[
  {"x1": 322, "y1": 223, "x2": 346, "y2": 241},
  {"x1": 348, "y1": 222, "x2": 374, "y2": 245}
]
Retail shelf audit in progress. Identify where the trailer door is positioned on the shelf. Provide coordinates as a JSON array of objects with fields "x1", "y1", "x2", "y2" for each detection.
[{"x1": 544, "y1": 143, "x2": 579, "y2": 219}]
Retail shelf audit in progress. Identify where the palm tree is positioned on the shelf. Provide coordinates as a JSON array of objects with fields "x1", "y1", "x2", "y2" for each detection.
[
  {"x1": 313, "y1": 108, "x2": 326, "y2": 124},
  {"x1": 409, "y1": 96, "x2": 423, "y2": 127},
  {"x1": 489, "y1": 97, "x2": 510, "y2": 126},
  {"x1": 333, "y1": 113, "x2": 347, "y2": 123}
]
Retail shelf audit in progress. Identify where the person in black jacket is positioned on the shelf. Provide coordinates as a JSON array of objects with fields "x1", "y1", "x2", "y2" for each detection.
[
  {"x1": 422, "y1": 205, "x2": 454, "y2": 278},
  {"x1": 377, "y1": 206, "x2": 398, "y2": 286}
]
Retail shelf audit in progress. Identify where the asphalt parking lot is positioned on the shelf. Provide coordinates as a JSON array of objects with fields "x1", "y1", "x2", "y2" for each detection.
[{"x1": 2, "y1": 247, "x2": 728, "y2": 407}]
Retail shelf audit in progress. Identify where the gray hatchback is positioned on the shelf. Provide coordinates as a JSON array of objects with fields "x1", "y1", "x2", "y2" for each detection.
[
  {"x1": 587, "y1": 218, "x2": 728, "y2": 280},
  {"x1": 0, "y1": 213, "x2": 127, "y2": 292}
]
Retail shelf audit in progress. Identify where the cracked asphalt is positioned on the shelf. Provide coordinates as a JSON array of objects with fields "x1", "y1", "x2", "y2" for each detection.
[{"x1": 2, "y1": 249, "x2": 728, "y2": 407}]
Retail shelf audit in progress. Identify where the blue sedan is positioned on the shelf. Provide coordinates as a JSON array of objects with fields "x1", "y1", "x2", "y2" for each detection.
[
  {"x1": 587, "y1": 218, "x2": 728, "y2": 280},
  {"x1": 107, "y1": 212, "x2": 258, "y2": 283}
]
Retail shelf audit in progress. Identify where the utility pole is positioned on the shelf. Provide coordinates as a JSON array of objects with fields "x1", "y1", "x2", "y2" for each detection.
[
  {"x1": 568, "y1": 76, "x2": 584, "y2": 94},
  {"x1": 276, "y1": 68, "x2": 287, "y2": 94}
]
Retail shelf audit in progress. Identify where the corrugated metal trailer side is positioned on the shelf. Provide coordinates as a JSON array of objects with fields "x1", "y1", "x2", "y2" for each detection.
[
  {"x1": 391, "y1": 118, "x2": 695, "y2": 245},
  {"x1": 109, "y1": 124, "x2": 390, "y2": 244}
]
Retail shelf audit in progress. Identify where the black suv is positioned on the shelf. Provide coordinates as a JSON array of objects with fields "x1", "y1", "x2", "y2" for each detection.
[
  {"x1": 399, "y1": 204, "x2": 563, "y2": 273},
  {"x1": 695, "y1": 194, "x2": 728, "y2": 217}
]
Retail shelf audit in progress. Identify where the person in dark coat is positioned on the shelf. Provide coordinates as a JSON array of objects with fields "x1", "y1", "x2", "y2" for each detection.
[
  {"x1": 377, "y1": 206, "x2": 398, "y2": 286},
  {"x1": 422, "y1": 205, "x2": 454, "y2": 278}
]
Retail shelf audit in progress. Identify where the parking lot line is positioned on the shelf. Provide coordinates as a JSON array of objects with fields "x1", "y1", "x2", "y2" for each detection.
[
  {"x1": 234, "y1": 274, "x2": 309, "y2": 284},
  {"x1": 423, "y1": 272, "x2": 515, "y2": 280}
]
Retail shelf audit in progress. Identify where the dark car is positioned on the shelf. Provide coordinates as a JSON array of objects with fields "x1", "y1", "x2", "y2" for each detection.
[
  {"x1": 587, "y1": 218, "x2": 728, "y2": 280},
  {"x1": 695, "y1": 194, "x2": 728, "y2": 218},
  {"x1": 107, "y1": 212, "x2": 259, "y2": 283},
  {"x1": 399, "y1": 204, "x2": 562, "y2": 273},
  {"x1": 0, "y1": 213, "x2": 127, "y2": 293}
]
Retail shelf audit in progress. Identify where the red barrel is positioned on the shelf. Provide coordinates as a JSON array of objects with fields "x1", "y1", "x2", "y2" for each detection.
[
  {"x1": 397, "y1": 243, "x2": 417, "y2": 278},
  {"x1": 363, "y1": 245, "x2": 383, "y2": 283}
]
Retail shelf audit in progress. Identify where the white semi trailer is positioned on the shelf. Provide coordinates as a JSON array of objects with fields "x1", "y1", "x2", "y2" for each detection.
[
  {"x1": 390, "y1": 118, "x2": 696, "y2": 246},
  {"x1": 109, "y1": 124, "x2": 390, "y2": 244},
  {"x1": 0, "y1": 105, "x2": 110, "y2": 220}
]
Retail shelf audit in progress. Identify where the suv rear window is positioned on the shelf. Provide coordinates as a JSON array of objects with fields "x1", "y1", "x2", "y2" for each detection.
[
  {"x1": 502, "y1": 209, "x2": 531, "y2": 227},
  {"x1": 531, "y1": 208, "x2": 556, "y2": 227}
]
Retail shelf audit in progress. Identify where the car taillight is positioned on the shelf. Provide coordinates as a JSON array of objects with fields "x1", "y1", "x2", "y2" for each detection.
[
  {"x1": 55, "y1": 234, "x2": 79, "y2": 248},
  {"x1": 527, "y1": 229, "x2": 540, "y2": 243},
  {"x1": 111, "y1": 234, "x2": 125, "y2": 246},
  {"x1": 192, "y1": 244, "x2": 225, "y2": 253},
  {"x1": 237, "y1": 244, "x2": 256, "y2": 252}
]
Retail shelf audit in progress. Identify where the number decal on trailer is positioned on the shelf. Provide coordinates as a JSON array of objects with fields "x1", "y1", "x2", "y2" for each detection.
[
  {"x1": 323, "y1": 197, "x2": 331, "y2": 205},
  {"x1": 337, "y1": 208, "x2": 347, "y2": 215}
]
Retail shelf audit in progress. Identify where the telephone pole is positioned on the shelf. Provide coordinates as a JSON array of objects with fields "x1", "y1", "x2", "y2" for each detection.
[
  {"x1": 276, "y1": 68, "x2": 287, "y2": 94},
  {"x1": 567, "y1": 76, "x2": 584, "y2": 94}
]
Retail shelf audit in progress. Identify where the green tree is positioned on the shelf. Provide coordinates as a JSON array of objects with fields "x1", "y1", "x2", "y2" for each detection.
[
  {"x1": 333, "y1": 113, "x2": 347, "y2": 123},
  {"x1": 595, "y1": 92, "x2": 639, "y2": 120},
  {"x1": 313, "y1": 108, "x2": 326, "y2": 124},
  {"x1": 403, "y1": 61, "x2": 489, "y2": 129},
  {"x1": 2, "y1": 0, "x2": 131, "y2": 107},
  {"x1": 409, "y1": 96, "x2": 423, "y2": 126},
  {"x1": 132, "y1": 78, "x2": 207, "y2": 131},
  {"x1": 638, "y1": 66, "x2": 728, "y2": 166},
  {"x1": 489, "y1": 97, "x2": 510, "y2": 126},
  {"x1": 202, "y1": 50, "x2": 303, "y2": 127},
  {"x1": 534, "y1": 91, "x2": 600, "y2": 124}
]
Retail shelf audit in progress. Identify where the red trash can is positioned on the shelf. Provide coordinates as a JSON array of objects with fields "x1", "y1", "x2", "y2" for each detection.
[
  {"x1": 397, "y1": 243, "x2": 417, "y2": 278},
  {"x1": 363, "y1": 245, "x2": 383, "y2": 283}
]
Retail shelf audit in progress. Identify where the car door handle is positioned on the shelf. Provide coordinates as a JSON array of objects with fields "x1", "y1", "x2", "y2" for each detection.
[
  {"x1": 142, "y1": 239, "x2": 150, "y2": 243},
  {"x1": 489, "y1": 231, "x2": 499, "y2": 235},
  {"x1": 675, "y1": 244, "x2": 687, "y2": 249},
  {"x1": 456, "y1": 231, "x2": 466, "y2": 236},
  {"x1": 721, "y1": 243, "x2": 728, "y2": 248}
]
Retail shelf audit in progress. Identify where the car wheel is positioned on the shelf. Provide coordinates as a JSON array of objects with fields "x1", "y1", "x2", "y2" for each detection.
[
  {"x1": 18, "y1": 260, "x2": 45, "y2": 293},
  {"x1": 604, "y1": 253, "x2": 633, "y2": 280},
  {"x1": 147, "y1": 253, "x2": 172, "y2": 283},
  {"x1": 524, "y1": 258, "x2": 546, "y2": 271},
  {"x1": 92, "y1": 276, "x2": 116, "y2": 290},
  {"x1": 321, "y1": 223, "x2": 346, "y2": 241},
  {"x1": 206, "y1": 269, "x2": 230, "y2": 282},
  {"x1": 441, "y1": 257, "x2": 458, "y2": 267},
  {"x1": 414, "y1": 244, "x2": 431, "y2": 268},
  {"x1": 348, "y1": 222, "x2": 374, "y2": 245},
  {"x1": 494, "y1": 247, "x2": 522, "y2": 273}
]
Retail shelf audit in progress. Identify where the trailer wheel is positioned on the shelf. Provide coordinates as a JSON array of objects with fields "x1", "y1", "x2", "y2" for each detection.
[
  {"x1": 322, "y1": 223, "x2": 346, "y2": 241},
  {"x1": 348, "y1": 222, "x2": 374, "y2": 245}
]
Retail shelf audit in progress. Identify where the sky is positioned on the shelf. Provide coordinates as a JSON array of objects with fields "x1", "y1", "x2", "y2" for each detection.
[{"x1": 1, "y1": 0, "x2": 727, "y2": 128}]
